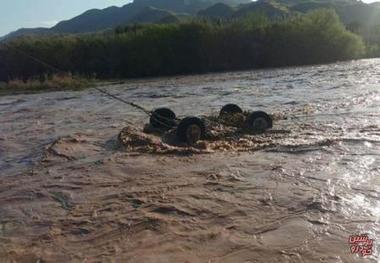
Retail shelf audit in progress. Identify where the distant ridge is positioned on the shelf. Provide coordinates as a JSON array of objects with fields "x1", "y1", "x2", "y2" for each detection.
[
  {"x1": 233, "y1": 1, "x2": 289, "y2": 18},
  {"x1": 131, "y1": 6, "x2": 177, "y2": 23},
  {"x1": 198, "y1": 3, "x2": 235, "y2": 18},
  {"x1": 2, "y1": 0, "x2": 250, "y2": 39},
  {"x1": 3, "y1": 0, "x2": 380, "y2": 40}
]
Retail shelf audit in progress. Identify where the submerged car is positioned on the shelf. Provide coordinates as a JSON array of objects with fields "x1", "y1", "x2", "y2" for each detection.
[{"x1": 148, "y1": 104, "x2": 273, "y2": 145}]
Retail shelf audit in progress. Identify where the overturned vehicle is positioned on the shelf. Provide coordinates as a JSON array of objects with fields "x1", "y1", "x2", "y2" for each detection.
[{"x1": 143, "y1": 104, "x2": 273, "y2": 145}]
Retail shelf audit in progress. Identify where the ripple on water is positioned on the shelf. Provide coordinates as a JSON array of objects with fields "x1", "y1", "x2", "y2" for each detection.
[{"x1": 1, "y1": 58, "x2": 380, "y2": 261}]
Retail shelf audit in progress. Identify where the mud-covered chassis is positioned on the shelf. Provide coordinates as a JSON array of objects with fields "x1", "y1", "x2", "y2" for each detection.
[{"x1": 149, "y1": 104, "x2": 273, "y2": 144}]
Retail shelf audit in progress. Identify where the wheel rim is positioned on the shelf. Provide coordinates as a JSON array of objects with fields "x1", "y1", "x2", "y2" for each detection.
[
  {"x1": 186, "y1": 124, "x2": 202, "y2": 144},
  {"x1": 252, "y1": 117, "x2": 269, "y2": 131}
]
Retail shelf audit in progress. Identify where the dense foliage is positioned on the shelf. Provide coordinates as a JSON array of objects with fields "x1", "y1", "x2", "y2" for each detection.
[{"x1": 0, "y1": 10, "x2": 365, "y2": 82}]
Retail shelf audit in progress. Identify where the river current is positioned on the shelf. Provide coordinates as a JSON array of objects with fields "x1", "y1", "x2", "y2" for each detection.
[{"x1": 0, "y1": 59, "x2": 379, "y2": 262}]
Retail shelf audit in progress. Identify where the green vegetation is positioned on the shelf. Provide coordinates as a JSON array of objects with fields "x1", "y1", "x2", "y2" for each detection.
[
  {"x1": 0, "y1": 10, "x2": 366, "y2": 83},
  {"x1": 0, "y1": 75, "x2": 92, "y2": 94},
  {"x1": 3, "y1": 0, "x2": 380, "y2": 45},
  {"x1": 260, "y1": 9, "x2": 365, "y2": 66}
]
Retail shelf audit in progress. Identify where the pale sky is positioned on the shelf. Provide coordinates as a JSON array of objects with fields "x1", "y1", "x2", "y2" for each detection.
[
  {"x1": 0, "y1": 0, "x2": 131, "y2": 36},
  {"x1": 0, "y1": 0, "x2": 377, "y2": 37}
]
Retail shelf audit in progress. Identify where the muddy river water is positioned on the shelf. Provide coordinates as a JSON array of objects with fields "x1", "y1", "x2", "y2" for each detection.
[{"x1": 0, "y1": 59, "x2": 379, "y2": 262}]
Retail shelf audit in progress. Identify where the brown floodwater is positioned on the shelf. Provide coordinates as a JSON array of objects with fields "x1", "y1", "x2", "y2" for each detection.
[{"x1": 0, "y1": 59, "x2": 379, "y2": 262}]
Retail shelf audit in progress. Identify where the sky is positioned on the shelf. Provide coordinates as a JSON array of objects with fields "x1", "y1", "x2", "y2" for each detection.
[
  {"x1": 0, "y1": 0, "x2": 131, "y2": 37},
  {"x1": 0, "y1": 0, "x2": 378, "y2": 37}
]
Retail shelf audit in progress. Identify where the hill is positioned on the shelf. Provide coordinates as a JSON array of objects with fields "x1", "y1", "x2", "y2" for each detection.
[
  {"x1": 130, "y1": 6, "x2": 177, "y2": 24},
  {"x1": 2, "y1": 0, "x2": 250, "y2": 39},
  {"x1": 2, "y1": 0, "x2": 380, "y2": 40},
  {"x1": 334, "y1": 2, "x2": 380, "y2": 26},
  {"x1": 233, "y1": 1, "x2": 289, "y2": 18},
  {"x1": 2, "y1": 28, "x2": 52, "y2": 40},
  {"x1": 198, "y1": 3, "x2": 235, "y2": 18}
]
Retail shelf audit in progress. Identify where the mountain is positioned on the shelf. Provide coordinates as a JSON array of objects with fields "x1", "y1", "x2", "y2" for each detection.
[
  {"x1": 334, "y1": 2, "x2": 380, "y2": 26},
  {"x1": 158, "y1": 14, "x2": 182, "y2": 24},
  {"x1": 133, "y1": 0, "x2": 206, "y2": 14},
  {"x1": 3, "y1": 0, "x2": 380, "y2": 40},
  {"x1": 131, "y1": 6, "x2": 177, "y2": 24},
  {"x1": 198, "y1": 0, "x2": 290, "y2": 19},
  {"x1": 198, "y1": 3, "x2": 235, "y2": 18},
  {"x1": 234, "y1": 0, "x2": 380, "y2": 29},
  {"x1": 290, "y1": 2, "x2": 334, "y2": 13},
  {"x1": 2, "y1": 27, "x2": 52, "y2": 40},
  {"x1": 2, "y1": 0, "x2": 250, "y2": 39},
  {"x1": 233, "y1": 1, "x2": 289, "y2": 18},
  {"x1": 52, "y1": 6, "x2": 137, "y2": 34}
]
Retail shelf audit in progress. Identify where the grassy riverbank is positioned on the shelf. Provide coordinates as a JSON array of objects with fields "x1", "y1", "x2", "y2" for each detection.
[
  {"x1": 0, "y1": 9, "x2": 366, "y2": 84},
  {"x1": 0, "y1": 75, "x2": 92, "y2": 95}
]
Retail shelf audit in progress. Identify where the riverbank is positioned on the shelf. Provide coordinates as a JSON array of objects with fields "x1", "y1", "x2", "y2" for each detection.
[
  {"x1": 0, "y1": 57, "x2": 370, "y2": 96},
  {"x1": 0, "y1": 10, "x2": 365, "y2": 83},
  {"x1": 0, "y1": 75, "x2": 92, "y2": 96}
]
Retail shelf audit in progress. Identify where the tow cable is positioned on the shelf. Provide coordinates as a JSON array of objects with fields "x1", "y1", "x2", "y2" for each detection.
[{"x1": 0, "y1": 41, "x2": 178, "y2": 129}]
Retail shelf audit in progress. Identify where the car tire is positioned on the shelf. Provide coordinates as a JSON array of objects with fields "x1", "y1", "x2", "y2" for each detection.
[
  {"x1": 150, "y1": 108, "x2": 177, "y2": 130},
  {"x1": 244, "y1": 111, "x2": 273, "y2": 132},
  {"x1": 176, "y1": 117, "x2": 206, "y2": 145}
]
